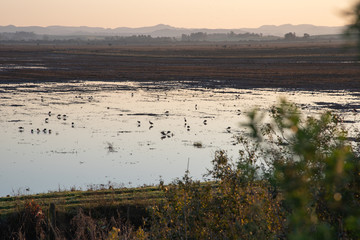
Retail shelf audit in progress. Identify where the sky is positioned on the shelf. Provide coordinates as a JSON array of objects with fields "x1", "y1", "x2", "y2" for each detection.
[{"x1": 0, "y1": 0, "x2": 357, "y2": 29}]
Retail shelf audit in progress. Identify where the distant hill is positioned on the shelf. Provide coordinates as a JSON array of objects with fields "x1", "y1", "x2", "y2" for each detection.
[{"x1": 0, "y1": 24, "x2": 345, "y2": 37}]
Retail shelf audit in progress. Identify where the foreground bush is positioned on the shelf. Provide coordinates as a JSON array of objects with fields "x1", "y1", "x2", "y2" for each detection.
[
  {"x1": 150, "y1": 99, "x2": 360, "y2": 240},
  {"x1": 262, "y1": 100, "x2": 360, "y2": 239},
  {"x1": 149, "y1": 154, "x2": 285, "y2": 239}
]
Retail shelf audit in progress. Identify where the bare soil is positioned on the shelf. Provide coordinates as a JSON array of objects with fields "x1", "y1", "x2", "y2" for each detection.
[{"x1": 0, "y1": 42, "x2": 359, "y2": 90}]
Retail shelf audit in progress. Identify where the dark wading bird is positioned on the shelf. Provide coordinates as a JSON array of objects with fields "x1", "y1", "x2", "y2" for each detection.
[{"x1": 160, "y1": 130, "x2": 173, "y2": 139}]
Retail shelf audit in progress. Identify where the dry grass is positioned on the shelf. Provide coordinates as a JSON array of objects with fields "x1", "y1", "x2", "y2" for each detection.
[
  {"x1": 0, "y1": 186, "x2": 163, "y2": 217},
  {"x1": 0, "y1": 186, "x2": 162, "y2": 239}
]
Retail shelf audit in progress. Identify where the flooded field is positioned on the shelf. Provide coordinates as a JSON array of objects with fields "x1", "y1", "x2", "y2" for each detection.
[{"x1": 1, "y1": 81, "x2": 359, "y2": 196}]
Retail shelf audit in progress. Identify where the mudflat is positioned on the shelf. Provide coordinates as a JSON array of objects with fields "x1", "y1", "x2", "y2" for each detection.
[{"x1": 0, "y1": 42, "x2": 359, "y2": 90}]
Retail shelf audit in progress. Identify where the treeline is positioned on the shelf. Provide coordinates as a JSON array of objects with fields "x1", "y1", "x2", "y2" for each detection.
[
  {"x1": 0, "y1": 31, "x2": 278, "y2": 44},
  {"x1": 104, "y1": 35, "x2": 174, "y2": 44},
  {"x1": 0, "y1": 32, "x2": 174, "y2": 43},
  {"x1": 0, "y1": 31, "x2": 346, "y2": 45},
  {"x1": 0, "y1": 31, "x2": 40, "y2": 41},
  {"x1": 181, "y1": 31, "x2": 275, "y2": 41}
]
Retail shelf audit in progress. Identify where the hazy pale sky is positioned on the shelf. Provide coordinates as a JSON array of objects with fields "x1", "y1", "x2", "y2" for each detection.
[{"x1": 1, "y1": 0, "x2": 357, "y2": 28}]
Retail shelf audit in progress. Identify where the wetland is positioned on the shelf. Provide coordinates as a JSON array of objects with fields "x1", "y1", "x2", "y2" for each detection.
[{"x1": 0, "y1": 42, "x2": 359, "y2": 196}]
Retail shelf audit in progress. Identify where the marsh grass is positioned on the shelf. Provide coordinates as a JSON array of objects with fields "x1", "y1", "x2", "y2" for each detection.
[{"x1": 0, "y1": 185, "x2": 161, "y2": 239}]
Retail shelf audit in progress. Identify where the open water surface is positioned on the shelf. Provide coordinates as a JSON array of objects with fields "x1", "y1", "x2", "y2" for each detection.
[{"x1": 0, "y1": 81, "x2": 359, "y2": 196}]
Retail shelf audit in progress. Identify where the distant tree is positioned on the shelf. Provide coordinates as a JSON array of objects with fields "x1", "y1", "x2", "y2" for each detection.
[
  {"x1": 13, "y1": 31, "x2": 37, "y2": 41},
  {"x1": 189, "y1": 32, "x2": 207, "y2": 41},
  {"x1": 181, "y1": 34, "x2": 190, "y2": 41},
  {"x1": 303, "y1": 33, "x2": 310, "y2": 39},
  {"x1": 42, "y1": 35, "x2": 50, "y2": 41},
  {"x1": 284, "y1": 32, "x2": 296, "y2": 40},
  {"x1": 345, "y1": 1, "x2": 360, "y2": 55},
  {"x1": 227, "y1": 31, "x2": 236, "y2": 39}
]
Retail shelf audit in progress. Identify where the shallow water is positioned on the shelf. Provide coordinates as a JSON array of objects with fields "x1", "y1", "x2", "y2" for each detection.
[
  {"x1": 0, "y1": 64, "x2": 48, "y2": 71},
  {"x1": 0, "y1": 81, "x2": 359, "y2": 196}
]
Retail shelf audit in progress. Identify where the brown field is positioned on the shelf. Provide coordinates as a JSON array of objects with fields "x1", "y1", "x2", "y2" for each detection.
[{"x1": 0, "y1": 42, "x2": 359, "y2": 90}]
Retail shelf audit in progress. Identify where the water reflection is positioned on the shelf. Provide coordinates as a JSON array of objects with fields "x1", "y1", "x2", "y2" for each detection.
[{"x1": 0, "y1": 81, "x2": 359, "y2": 196}]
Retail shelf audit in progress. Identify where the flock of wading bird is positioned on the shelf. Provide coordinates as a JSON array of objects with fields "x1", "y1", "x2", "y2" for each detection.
[
  {"x1": 18, "y1": 110, "x2": 74, "y2": 135},
  {"x1": 134, "y1": 102, "x2": 236, "y2": 141},
  {"x1": 17, "y1": 93, "x2": 240, "y2": 141}
]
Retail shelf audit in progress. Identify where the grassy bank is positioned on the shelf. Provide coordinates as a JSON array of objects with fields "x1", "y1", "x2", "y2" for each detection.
[
  {"x1": 0, "y1": 186, "x2": 163, "y2": 239},
  {"x1": 0, "y1": 185, "x2": 163, "y2": 217}
]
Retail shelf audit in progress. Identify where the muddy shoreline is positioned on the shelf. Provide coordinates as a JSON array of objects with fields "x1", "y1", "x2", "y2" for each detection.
[{"x1": 0, "y1": 42, "x2": 359, "y2": 91}]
